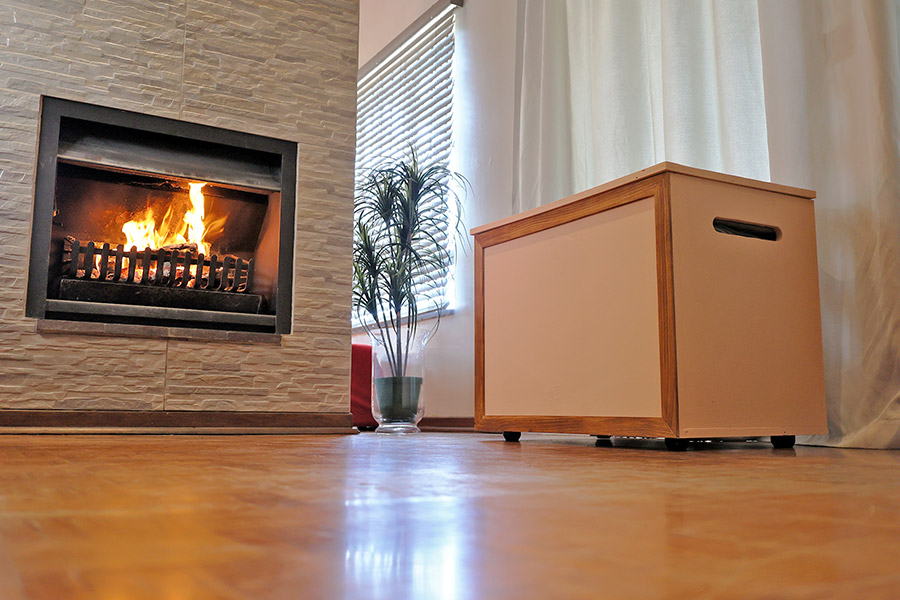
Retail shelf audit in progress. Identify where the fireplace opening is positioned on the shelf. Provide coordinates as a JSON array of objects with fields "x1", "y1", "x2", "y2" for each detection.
[
  {"x1": 53, "y1": 163, "x2": 273, "y2": 313},
  {"x1": 27, "y1": 97, "x2": 297, "y2": 334}
]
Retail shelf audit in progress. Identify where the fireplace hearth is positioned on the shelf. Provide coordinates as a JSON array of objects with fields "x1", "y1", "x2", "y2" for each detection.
[{"x1": 27, "y1": 97, "x2": 297, "y2": 334}]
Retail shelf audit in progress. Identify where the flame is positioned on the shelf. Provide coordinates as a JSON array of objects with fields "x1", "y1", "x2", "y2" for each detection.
[
  {"x1": 121, "y1": 182, "x2": 223, "y2": 255},
  {"x1": 122, "y1": 207, "x2": 161, "y2": 251},
  {"x1": 186, "y1": 183, "x2": 208, "y2": 253}
]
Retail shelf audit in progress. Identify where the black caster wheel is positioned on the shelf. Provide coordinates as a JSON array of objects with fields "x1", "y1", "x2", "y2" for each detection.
[
  {"x1": 771, "y1": 435, "x2": 795, "y2": 449},
  {"x1": 502, "y1": 431, "x2": 521, "y2": 442},
  {"x1": 664, "y1": 438, "x2": 689, "y2": 452}
]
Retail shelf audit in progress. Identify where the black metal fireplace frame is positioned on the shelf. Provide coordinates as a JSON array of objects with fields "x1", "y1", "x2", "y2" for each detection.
[{"x1": 27, "y1": 97, "x2": 297, "y2": 334}]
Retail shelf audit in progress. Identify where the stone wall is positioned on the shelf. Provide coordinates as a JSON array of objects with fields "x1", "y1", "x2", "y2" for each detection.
[{"x1": 0, "y1": 0, "x2": 357, "y2": 413}]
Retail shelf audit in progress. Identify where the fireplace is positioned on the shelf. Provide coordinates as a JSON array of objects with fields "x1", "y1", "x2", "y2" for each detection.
[
  {"x1": 26, "y1": 97, "x2": 296, "y2": 334},
  {"x1": 0, "y1": 0, "x2": 355, "y2": 431}
]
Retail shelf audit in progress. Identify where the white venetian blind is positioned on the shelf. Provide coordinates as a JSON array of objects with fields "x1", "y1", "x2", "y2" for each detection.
[{"x1": 354, "y1": 6, "x2": 457, "y2": 326}]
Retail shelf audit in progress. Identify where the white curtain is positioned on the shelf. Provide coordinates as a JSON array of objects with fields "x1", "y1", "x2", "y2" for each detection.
[
  {"x1": 515, "y1": 0, "x2": 900, "y2": 448},
  {"x1": 759, "y1": 0, "x2": 900, "y2": 448},
  {"x1": 515, "y1": 0, "x2": 574, "y2": 213},
  {"x1": 515, "y1": 0, "x2": 770, "y2": 212}
]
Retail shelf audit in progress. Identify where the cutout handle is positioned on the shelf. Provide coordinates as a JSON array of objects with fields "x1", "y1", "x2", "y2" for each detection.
[{"x1": 713, "y1": 218, "x2": 780, "y2": 242}]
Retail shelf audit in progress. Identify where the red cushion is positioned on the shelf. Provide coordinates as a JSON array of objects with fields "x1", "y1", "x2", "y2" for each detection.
[{"x1": 350, "y1": 343, "x2": 377, "y2": 428}]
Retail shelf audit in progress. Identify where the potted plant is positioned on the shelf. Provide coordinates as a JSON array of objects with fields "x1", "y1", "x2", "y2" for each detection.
[{"x1": 352, "y1": 147, "x2": 464, "y2": 434}]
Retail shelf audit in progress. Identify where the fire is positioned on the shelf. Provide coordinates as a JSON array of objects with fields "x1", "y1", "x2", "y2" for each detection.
[
  {"x1": 185, "y1": 183, "x2": 208, "y2": 253},
  {"x1": 121, "y1": 182, "x2": 224, "y2": 255}
]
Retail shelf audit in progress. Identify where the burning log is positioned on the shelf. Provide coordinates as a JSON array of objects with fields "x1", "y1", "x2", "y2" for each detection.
[{"x1": 161, "y1": 242, "x2": 199, "y2": 254}]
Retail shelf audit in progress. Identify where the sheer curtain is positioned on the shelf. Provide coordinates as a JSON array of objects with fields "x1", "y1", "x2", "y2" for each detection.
[
  {"x1": 759, "y1": 0, "x2": 900, "y2": 448},
  {"x1": 515, "y1": 0, "x2": 769, "y2": 212},
  {"x1": 515, "y1": 0, "x2": 900, "y2": 448}
]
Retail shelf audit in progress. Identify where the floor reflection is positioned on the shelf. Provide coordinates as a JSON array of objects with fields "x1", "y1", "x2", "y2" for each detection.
[
  {"x1": 344, "y1": 494, "x2": 469, "y2": 600},
  {"x1": 341, "y1": 438, "x2": 476, "y2": 600}
]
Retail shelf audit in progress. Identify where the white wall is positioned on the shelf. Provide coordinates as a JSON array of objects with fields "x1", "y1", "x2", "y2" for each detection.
[
  {"x1": 355, "y1": 0, "x2": 519, "y2": 417},
  {"x1": 358, "y1": 0, "x2": 437, "y2": 65}
]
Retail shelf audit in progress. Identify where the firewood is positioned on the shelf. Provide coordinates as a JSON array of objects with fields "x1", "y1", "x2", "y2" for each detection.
[{"x1": 161, "y1": 242, "x2": 199, "y2": 254}]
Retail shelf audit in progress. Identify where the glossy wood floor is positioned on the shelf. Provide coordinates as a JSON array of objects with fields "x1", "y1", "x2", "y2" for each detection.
[{"x1": 0, "y1": 433, "x2": 898, "y2": 599}]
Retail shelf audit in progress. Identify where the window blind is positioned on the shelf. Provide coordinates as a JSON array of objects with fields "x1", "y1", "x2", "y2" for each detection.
[{"x1": 354, "y1": 7, "x2": 457, "y2": 326}]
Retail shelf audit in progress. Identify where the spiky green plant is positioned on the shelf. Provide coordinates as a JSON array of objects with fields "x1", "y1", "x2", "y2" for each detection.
[{"x1": 352, "y1": 147, "x2": 465, "y2": 378}]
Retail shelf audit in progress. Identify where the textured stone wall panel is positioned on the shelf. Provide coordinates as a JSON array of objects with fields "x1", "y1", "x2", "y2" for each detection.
[
  {"x1": 0, "y1": 0, "x2": 358, "y2": 414},
  {"x1": 0, "y1": 332, "x2": 166, "y2": 410}
]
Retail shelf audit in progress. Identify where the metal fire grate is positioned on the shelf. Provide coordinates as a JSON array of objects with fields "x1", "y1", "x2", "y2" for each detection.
[{"x1": 63, "y1": 236, "x2": 253, "y2": 292}]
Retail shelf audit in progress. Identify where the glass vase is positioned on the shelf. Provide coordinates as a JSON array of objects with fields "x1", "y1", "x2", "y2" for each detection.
[{"x1": 368, "y1": 324, "x2": 431, "y2": 434}]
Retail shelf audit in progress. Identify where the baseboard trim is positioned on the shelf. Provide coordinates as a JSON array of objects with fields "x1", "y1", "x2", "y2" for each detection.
[
  {"x1": 418, "y1": 417, "x2": 475, "y2": 431},
  {"x1": 0, "y1": 427, "x2": 354, "y2": 435},
  {"x1": 0, "y1": 410, "x2": 354, "y2": 433}
]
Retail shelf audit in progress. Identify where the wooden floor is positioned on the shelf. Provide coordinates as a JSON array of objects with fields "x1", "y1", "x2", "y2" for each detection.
[{"x1": 0, "y1": 433, "x2": 898, "y2": 599}]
